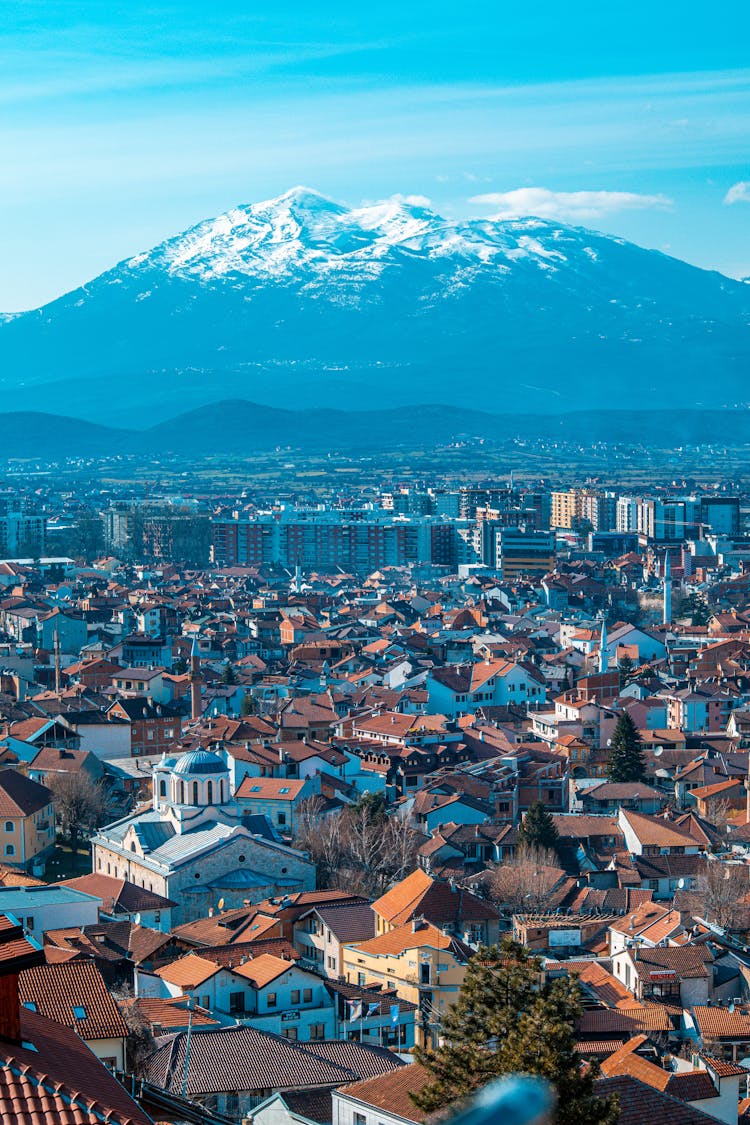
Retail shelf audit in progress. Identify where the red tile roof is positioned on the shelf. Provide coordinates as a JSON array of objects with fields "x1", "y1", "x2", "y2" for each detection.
[
  {"x1": 0, "y1": 1007, "x2": 150, "y2": 1125},
  {"x1": 19, "y1": 960, "x2": 128, "y2": 1041}
]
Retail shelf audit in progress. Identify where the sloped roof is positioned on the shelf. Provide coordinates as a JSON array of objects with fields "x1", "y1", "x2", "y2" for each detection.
[
  {"x1": 19, "y1": 960, "x2": 127, "y2": 1041},
  {"x1": 339, "y1": 1062, "x2": 428, "y2": 1123},
  {"x1": 371, "y1": 868, "x2": 497, "y2": 927},
  {"x1": 0, "y1": 770, "x2": 52, "y2": 817},
  {"x1": 0, "y1": 1007, "x2": 150, "y2": 1125},
  {"x1": 145, "y1": 1026, "x2": 394, "y2": 1097}
]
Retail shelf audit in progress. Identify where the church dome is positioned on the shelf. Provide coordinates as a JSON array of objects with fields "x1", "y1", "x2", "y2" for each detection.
[{"x1": 172, "y1": 748, "x2": 227, "y2": 777}]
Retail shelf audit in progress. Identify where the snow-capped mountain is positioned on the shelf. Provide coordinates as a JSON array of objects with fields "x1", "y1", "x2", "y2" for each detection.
[{"x1": 2, "y1": 187, "x2": 749, "y2": 425}]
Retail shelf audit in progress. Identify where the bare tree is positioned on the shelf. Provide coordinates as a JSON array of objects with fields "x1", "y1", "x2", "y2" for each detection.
[
  {"x1": 693, "y1": 859, "x2": 750, "y2": 931},
  {"x1": 295, "y1": 796, "x2": 347, "y2": 887},
  {"x1": 295, "y1": 794, "x2": 420, "y2": 897},
  {"x1": 702, "y1": 798, "x2": 734, "y2": 834},
  {"x1": 47, "y1": 771, "x2": 109, "y2": 854},
  {"x1": 490, "y1": 846, "x2": 564, "y2": 914},
  {"x1": 114, "y1": 989, "x2": 155, "y2": 1076}
]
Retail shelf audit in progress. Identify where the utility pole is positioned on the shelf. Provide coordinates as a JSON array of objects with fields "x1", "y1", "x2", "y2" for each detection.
[{"x1": 181, "y1": 997, "x2": 193, "y2": 1100}]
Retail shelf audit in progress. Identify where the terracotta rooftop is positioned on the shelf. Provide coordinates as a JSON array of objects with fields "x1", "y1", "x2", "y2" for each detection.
[
  {"x1": 339, "y1": 1062, "x2": 429, "y2": 1123},
  {"x1": 19, "y1": 960, "x2": 128, "y2": 1041}
]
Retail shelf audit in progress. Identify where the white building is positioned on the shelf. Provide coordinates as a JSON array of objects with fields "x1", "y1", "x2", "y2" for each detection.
[{"x1": 92, "y1": 748, "x2": 315, "y2": 924}]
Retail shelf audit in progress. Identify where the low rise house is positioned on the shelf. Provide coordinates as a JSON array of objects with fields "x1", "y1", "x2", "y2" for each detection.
[
  {"x1": 342, "y1": 919, "x2": 472, "y2": 1046},
  {"x1": 294, "y1": 900, "x2": 376, "y2": 978},
  {"x1": 236, "y1": 775, "x2": 322, "y2": 836},
  {"x1": 0, "y1": 882, "x2": 100, "y2": 942},
  {"x1": 19, "y1": 959, "x2": 128, "y2": 1069},
  {"x1": 144, "y1": 1024, "x2": 404, "y2": 1120},
  {"x1": 0, "y1": 770, "x2": 55, "y2": 872},
  {"x1": 143, "y1": 951, "x2": 336, "y2": 1041},
  {"x1": 0, "y1": 913, "x2": 151, "y2": 1125}
]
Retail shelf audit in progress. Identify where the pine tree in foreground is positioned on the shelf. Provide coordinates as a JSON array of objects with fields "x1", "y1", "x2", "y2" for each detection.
[
  {"x1": 412, "y1": 944, "x2": 618, "y2": 1125},
  {"x1": 606, "y1": 711, "x2": 646, "y2": 783}
]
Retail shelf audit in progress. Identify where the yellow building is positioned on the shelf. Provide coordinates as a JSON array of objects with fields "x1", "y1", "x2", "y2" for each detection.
[
  {"x1": 342, "y1": 919, "x2": 472, "y2": 1046},
  {"x1": 551, "y1": 490, "x2": 577, "y2": 530},
  {"x1": 0, "y1": 770, "x2": 56, "y2": 872}
]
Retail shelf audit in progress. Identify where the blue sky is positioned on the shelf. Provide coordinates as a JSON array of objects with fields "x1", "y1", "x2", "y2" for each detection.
[{"x1": 2, "y1": 1, "x2": 750, "y2": 309}]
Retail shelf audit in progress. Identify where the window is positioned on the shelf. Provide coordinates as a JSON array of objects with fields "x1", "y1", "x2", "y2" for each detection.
[
  {"x1": 25, "y1": 917, "x2": 34, "y2": 930},
  {"x1": 201, "y1": 995, "x2": 210, "y2": 1009},
  {"x1": 207, "y1": 780, "x2": 213, "y2": 805},
  {"x1": 226, "y1": 1094, "x2": 240, "y2": 1116},
  {"x1": 4, "y1": 822, "x2": 13, "y2": 833},
  {"x1": 72, "y1": 1005, "x2": 87, "y2": 1019},
  {"x1": 154, "y1": 911, "x2": 161, "y2": 924},
  {"x1": 4, "y1": 844, "x2": 14, "y2": 856},
  {"x1": 291, "y1": 990, "x2": 300, "y2": 1004},
  {"x1": 279, "y1": 787, "x2": 290, "y2": 794},
  {"x1": 303, "y1": 988, "x2": 312, "y2": 1003},
  {"x1": 309, "y1": 1023, "x2": 325, "y2": 1039},
  {"x1": 23, "y1": 1001, "x2": 37, "y2": 1012},
  {"x1": 267, "y1": 992, "x2": 277, "y2": 1008},
  {"x1": 278, "y1": 812, "x2": 287, "y2": 826},
  {"x1": 354, "y1": 1114, "x2": 367, "y2": 1125},
  {"x1": 357, "y1": 972, "x2": 366, "y2": 987},
  {"x1": 159, "y1": 779, "x2": 166, "y2": 797},
  {"x1": 229, "y1": 991, "x2": 245, "y2": 1014},
  {"x1": 192, "y1": 781, "x2": 199, "y2": 804},
  {"x1": 281, "y1": 1028, "x2": 298, "y2": 1040},
  {"x1": 147, "y1": 730, "x2": 154, "y2": 741}
]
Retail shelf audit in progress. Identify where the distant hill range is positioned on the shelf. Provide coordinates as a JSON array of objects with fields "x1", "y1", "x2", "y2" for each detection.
[
  {"x1": 1, "y1": 187, "x2": 750, "y2": 425},
  {"x1": 2, "y1": 400, "x2": 749, "y2": 459}
]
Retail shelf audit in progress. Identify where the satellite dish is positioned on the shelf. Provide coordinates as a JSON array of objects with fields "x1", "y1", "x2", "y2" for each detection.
[
  {"x1": 654, "y1": 747, "x2": 663, "y2": 757},
  {"x1": 676, "y1": 879, "x2": 685, "y2": 889},
  {"x1": 133, "y1": 912, "x2": 141, "y2": 926},
  {"x1": 217, "y1": 898, "x2": 225, "y2": 912}
]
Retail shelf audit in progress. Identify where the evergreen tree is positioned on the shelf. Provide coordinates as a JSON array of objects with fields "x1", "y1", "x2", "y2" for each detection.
[
  {"x1": 240, "y1": 692, "x2": 255, "y2": 716},
  {"x1": 500, "y1": 977, "x2": 618, "y2": 1125},
  {"x1": 617, "y1": 654, "x2": 635, "y2": 685},
  {"x1": 518, "y1": 801, "x2": 560, "y2": 855},
  {"x1": 220, "y1": 661, "x2": 237, "y2": 684},
  {"x1": 413, "y1": 941, "x2": 541, "y2": 1108},
  {"x1": 606, "y1": 711, "x2": 646, "y2": 782},
  {"x1": 413, "y1": 942, "x2": 618, "y2": 1125}
]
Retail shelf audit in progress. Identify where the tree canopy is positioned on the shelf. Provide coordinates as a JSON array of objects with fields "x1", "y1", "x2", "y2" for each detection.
[
  {"x1": 606, "y1": 711, "x2": 646, "y2": 783},
  {"x1": 413, "y1": 941, "x2": 618, "y2": 1125},
  {"x1": 517, "y1": 801, "x2": 560, "y2": 855}
]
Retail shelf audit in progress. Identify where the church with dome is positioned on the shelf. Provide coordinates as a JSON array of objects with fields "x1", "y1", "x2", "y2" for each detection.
[{"x1": 92, "y1": 747, "x2": 315, "y2": 923}]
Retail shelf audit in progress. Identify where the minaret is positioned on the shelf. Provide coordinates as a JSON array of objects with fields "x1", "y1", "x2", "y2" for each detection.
[
  {"x1": 598, "y1": 617, "x2": 609, "y2": 674},
  {"x1": 54, "y1": 629, "x2": 61, "y2": 696},
  {"x1": 663, "y1": 551, "x2": 672, "y2": 626},
  {"x1": 189, "y1": 636, "x2": 202, "y2": 722}
]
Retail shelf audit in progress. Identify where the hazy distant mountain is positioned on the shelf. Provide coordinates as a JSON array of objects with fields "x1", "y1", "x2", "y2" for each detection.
[
  {"x1": 3, "y1": 400, "x2": 750, "y2": 461},
  {"x1": 2, "y1": 187, "x2": 750, "y2": 424}
]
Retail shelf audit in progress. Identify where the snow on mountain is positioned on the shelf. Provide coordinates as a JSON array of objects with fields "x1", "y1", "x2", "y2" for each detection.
[
  {"x1": 124, "y1": 186, "x2": 576, "y2": 288},
  {"x1": 2, "y1": 187, "x2": 750, "y2": 425}
]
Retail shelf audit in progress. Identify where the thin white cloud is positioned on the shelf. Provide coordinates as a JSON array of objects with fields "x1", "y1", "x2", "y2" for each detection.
[
  {"x1": 469, "y1": 187, "x2": 672, "y2": 222},
  {"x1": 397, "y1": 194, "x2": 432, "y2": 207},
  {"x1": 724, "y1": 181, "x2": 750, "y2": 205}
]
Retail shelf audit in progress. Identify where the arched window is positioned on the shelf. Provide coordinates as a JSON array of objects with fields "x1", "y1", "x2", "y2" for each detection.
[
  {"x1": 4, "y1": 822, "x2": 13, "y2": 833},
  {"x1": 192, "y1": 780, "x2": 199, "y2": 805},
  {"x1": 130, "y1": 842, "x2": 137, "y2": 853},
  {"x1": 4, "y1": 844, "x2": 14, "y2": 856},
  {"x1": 179, "y1": 781, "x2": 185, "y2": 804},
  {"x1": 207, "y1": 780, "x2": 213, "y2": 805},
  {"x1": 219, "y1": 780, "x2": 224, "y2": 803},
  {"x1": 159, "y1": 779, "x2": 166, "y2": 797}
]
